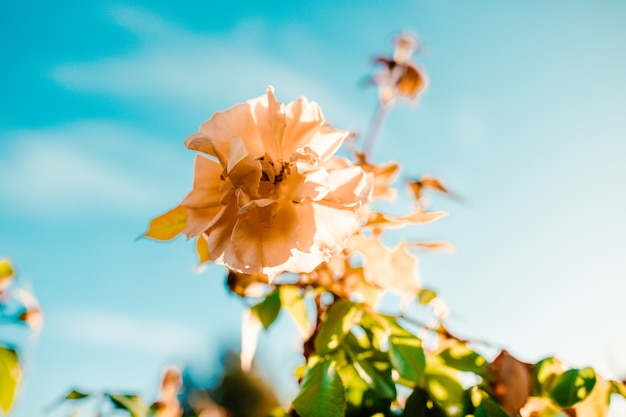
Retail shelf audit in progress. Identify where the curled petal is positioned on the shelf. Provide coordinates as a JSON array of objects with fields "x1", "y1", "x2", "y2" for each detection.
[
  {"x1": 226, "y1": 137, "x2": 262, "y2": 197},
  {"x1": 181, "y1": 155, "x2": 223, "y2": 209},
  {"x1": 228, "y1": 200, "x2": 299, "y2": 274},
  {"x1": 296, "y1": 200, "x2": 359, "y2": 258},
  {"x1": 324, "y1": 165, "x2": 372, "y2": 208}
]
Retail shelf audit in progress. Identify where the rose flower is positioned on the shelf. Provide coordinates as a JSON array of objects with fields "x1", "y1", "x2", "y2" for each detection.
[{"x1": 150, "y1": 87, "x2": 371, "y2": 278}]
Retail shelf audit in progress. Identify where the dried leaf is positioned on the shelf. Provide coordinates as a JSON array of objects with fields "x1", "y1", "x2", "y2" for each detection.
[
  {"x1": 408, "y1": 177, "x2": 457, "y2": 203},
  {"x1": 412, "y1": 241, "x2": 454, "y2": 253},
  {"x1": 364, "y1": 210, "x2": 447, "y2": 230},
  {"x1": 144, "y1": 206, "x2": 188, "y2": 241},
  {"x1": 489, "y1": 350, "x2": 533, "y2": 416}
]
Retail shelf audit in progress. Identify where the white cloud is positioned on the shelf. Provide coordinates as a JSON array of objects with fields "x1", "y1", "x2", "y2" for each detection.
[
  {"x1": 53, "y1": 308, "x2": 205, "y2": 355},
  {"x1": 0, "y1": 121, "x2": 190, "y2": 219},
  {"x1": 50, "y1": 6, "x2": 365, "y2": 126}
]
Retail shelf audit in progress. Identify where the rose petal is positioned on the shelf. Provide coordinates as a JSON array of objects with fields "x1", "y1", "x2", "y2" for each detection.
[
  {"x1": 180, "y1": 155, "x2": 223, "y2": 209},
  {"x1": 227, "y1": 137, "x2": 262, "y2": 197},
  {"x1": 324, "y1": 165, "x2": 372, "y2": 208},
  {"x1": 296, "y1": 200, "x2": 358, "y2": 258},
  {"x1": 227, "y1": 200, "x2": 299, "y2": 274}
]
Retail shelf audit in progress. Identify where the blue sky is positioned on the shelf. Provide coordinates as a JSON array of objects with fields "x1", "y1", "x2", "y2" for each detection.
[{"x1": 2, "y1": 0, "x2": 626, "y2": 415}]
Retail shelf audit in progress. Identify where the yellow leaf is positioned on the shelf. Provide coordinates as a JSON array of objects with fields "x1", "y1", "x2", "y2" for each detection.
[
  {"x1": 196, "y1": 234, "x2": 210, "y2": 264},
  {"x1": 0, "y1": 346, "x2": 21, "y2": 414},
  {"x1": 144, "y1": 206, "x2": 187, "y2": 241},
  {"x1": 0, "y1": 259, "x2": 14, "y2": 292}
]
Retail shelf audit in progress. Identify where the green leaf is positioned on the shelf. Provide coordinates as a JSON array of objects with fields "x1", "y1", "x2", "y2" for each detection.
[
  {"x1": 388, "y1": 334, "x2": 425, "y2": 385},
  {"x1": 292, "y1": 359, "x2": 346, "y2": 417},
  {"x1": 549, "y1": 367, "x2": 596, "y2": 408},
  {"x1": 438, "y1": 342, "x2": 487, "y2": 375},
  {"x1": 474, "y1": 395, "x2": 510, "y2": 417},
  {"x1": 279, "y1": 286, "x2": 308, "y2": 335},
  {"x1": 531, "y1": 357, "x2": 564, "y2": 396},
  {"x1": 424, "y1": 357, "x2": 465, "y2": 414},
  {"x1": 251, "y1": 290, "x2": 281, "y2": 330},
  {"x1": 401, "y1": 387, "x2": 447, "y2": 417},
  {"x1": 65, "y1": 390, "x2": 89, "y2": 400},
  {"x1": 343, "y1": 334, "x2": 396, "y2": 400},
  {"x1": 0, "y1": 347, "x2": 20, "y2": 414},
  {"x1": 315, "y1": 301, "x2": 360, "y2": 354},
  {"x1": 107, "y1": 394, "x2": 148, "y2": 417},
  {"x1": 417, "y1": 288, "x2": 437, "y2": 305}
]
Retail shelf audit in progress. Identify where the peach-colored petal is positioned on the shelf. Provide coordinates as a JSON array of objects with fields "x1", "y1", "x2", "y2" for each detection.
[
  {"x1": 184, "y1": 206, "x2": 222, "y2": 238},
  {"x1": 324, "y1": 165, "x2": 372, "y2": 208},
  {"x1": 250, "y1": 86, "x2": 287, "y2": 160},
  {"x1": 180, "y1": 155, "x2": 223, "y2": 209},
  {"x1": 281, "y1": 163, "x2": 329, "y2": 202},
  {"x1": 296, "y1": 200, "x2": 359, "y2": 258},
  {"x1": 204, "y1": 201, "x2": 239, "y2": 264},
  {"x1": 226, "y1": 137, "x2": 262, "y2": 197},
  {"x1": 347, "y1": 234, "x2": 420, "y2": 296},
  {"x1": 227, "y1": 199, "x2": 299, "y2": 274},
  {"x1": 282, "y1": 98, "x2": 348, "y2": 163},
  {"x1": 194, "y1": 98, "x2": 265, "y2": 158}
]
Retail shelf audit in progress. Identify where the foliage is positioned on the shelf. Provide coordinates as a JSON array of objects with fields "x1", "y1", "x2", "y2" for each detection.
[{"x1": 0, "y1": 259, "x2": 41, "y2": 416}]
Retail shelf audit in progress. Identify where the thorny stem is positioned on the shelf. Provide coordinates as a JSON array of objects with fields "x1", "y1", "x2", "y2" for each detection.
[{"x1": 362, "y1": 102, "x2": 391, "y2": 160}]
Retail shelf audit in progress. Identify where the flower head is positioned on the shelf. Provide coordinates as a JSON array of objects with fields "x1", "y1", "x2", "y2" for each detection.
[
  {"x1": 157, "y1": 87, "x2": 371, "y2": 277},
  {"x1": 371, "y1": 32, "x2": 428, "y2": 105}
]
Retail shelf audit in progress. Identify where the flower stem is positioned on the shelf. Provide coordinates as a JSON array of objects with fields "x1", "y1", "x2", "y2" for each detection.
[{"x1": 363, "y1": 102, "x2": 391, "y2": 160}]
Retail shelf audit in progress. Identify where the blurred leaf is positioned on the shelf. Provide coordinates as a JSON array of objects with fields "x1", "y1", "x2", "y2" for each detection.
[
  {"x1": 292, "y1": 359, "x2": 345, "y2": 417},
  {"x1": 531, "y1": 357, "x2": 564, "y2": 396},
  {"x1": 344, "y1": 334, "x2": 396, "y2": 400},
  {"x1": 549, "y1": 367, "x2": 596, "y2": 408},
  {"x1": 518, "y1": 396, "x2": 563, "y2": 417},
  {"x1": 251, "y1": 290, "x2": 281, "y2": 330},
  {"x1": 0, "y1": 260, "x2": 13, "y2": 281},
  {"x1": 489, "y1": 350, "x2": 532, "y2": 416},
  {"x1": 573, "y1": 374, "x2": 611, "y2": 417},
  {"x1": 364, "y1": 210, "x2": 447, "y2": 230},
  {"x1": 315, "y1": 301, "x2": 360, "y2": 354},
  {"x1": 401, "y1": 387, "x2": 447, "y2": 417},
  {"x1": 610, "y1": 380, "x2": 626, "y2": 398},
  {"x1": 144, "y1": 205, "x2": 187, "y2": 241},
  {"x1": 474, "y1": 395, "x2": 510, "y2": 417},
  {"x1": 388, "y1": 334, "x2": 425, "y2": 385},
  {"x1": 438, "y1": 342, "x2": 487, "y2": 375},
  {"x1": 408, "y1": 177, "x2": 451, "y2": 201},
  {"x1": 279, "y1": 286, "x2": 308, "y2": 336},
  {"x1": 107, "y1": 393, "x2": 148, "y2": 417},
  {"x1": 65, "y1": 390, "x2": 89, "y2": 400},
  {"x1": 337, "y1": 363, "x2": 391, "y2": 417},
  {"x1": 0, "y1": 346, "x2": 21, "y2": 414},
  {"x1": 424, "y1": 358, "x2": 464, "y2": 413},
  {"x1": 417, "y1": 288, "x2": 437, "y2": 305}
]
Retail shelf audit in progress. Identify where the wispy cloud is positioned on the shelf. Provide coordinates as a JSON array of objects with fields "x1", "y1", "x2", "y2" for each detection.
[
  {"x1": 50, "y1": 5, "x2": 365, "y2": 125},
  {"x1": 53, "y1": 308, "x2": 205, "y2": 355},
  {"x1": 0, "y1": 121, "x2": 190, "y2": 219}
]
